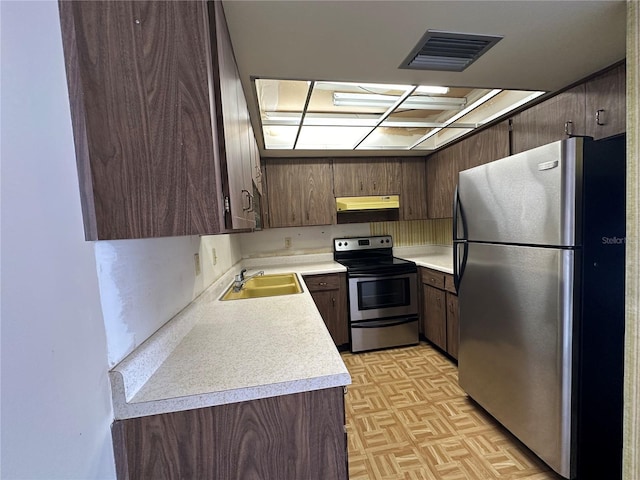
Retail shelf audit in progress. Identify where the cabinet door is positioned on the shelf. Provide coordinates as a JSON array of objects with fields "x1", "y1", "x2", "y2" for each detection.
[
  {"x1": 112, "y1": 388, "x2": 347, "y2": 479},
  {"x1": 265, "y1": 159, "x2": 334, "y2": 227},
  {"x1": 309, "y1": 290, "x2": 348, "y2": 346},
  {"x1": 461, "y1": 121, "x2": 510, "y2": 171},
  {"x1": 585, "y1": 64, "x2": 626, "y2": 140},
  {"x1": 422, "y1": 284, "x2": 447, "y2": 351},
  {"x1": 211, "y1": 1, "x2": 254, "y2": 230},
  {"x1": 60, "y1": 1, "x2": 223, "y2": 240},
  {"x1": 511, "y1": 84, "x2": 586, "y2": 155},
  {"x1": 446, "y1": 292, "x2": 459, "y2": 360},
  {"x1": 400, "y1": 158, "x2": 428, "y2": 220},
  {"x1": 305, "y1": 273, "x2": 349, "y2": 346},
  {"x1": 426, "y1": 144, "x2": 461, "y2": 219},
  {"x1": 333, "y1": 158, "x2": 400, "y2": 196}
]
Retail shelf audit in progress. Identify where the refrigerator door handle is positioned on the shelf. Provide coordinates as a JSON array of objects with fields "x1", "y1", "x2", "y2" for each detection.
[{"x1": 453, "y1": 185, "x2": 468, "y2": 292}]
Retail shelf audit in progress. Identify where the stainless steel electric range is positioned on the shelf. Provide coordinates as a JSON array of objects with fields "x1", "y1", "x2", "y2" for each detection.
[{"x1": 333, "y1": 235, "x2": 419, "y2": 353}]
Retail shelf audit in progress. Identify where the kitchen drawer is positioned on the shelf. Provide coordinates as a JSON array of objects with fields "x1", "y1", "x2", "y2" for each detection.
[
  {"x1": 444, "y1": 274, "x2": 457, "y2": 294},
  {"x1": 420, "y1": 268, "x2": 445, "y2": 289},
  {"x1": 303, "y1": 273, "x2": 341, "y2": 291}
]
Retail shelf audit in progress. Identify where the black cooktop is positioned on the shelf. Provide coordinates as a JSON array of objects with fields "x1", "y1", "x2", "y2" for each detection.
[
  {"x1": 336, "y1": 256, "x2": 417, "y2": 276},
  {"x1": 333, "y1": 235, "x2": 417, "y2": 276}
]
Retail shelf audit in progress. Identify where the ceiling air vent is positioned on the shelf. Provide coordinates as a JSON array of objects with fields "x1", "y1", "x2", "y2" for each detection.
[{"x1": 400, "y1": 30, "x2": 503, "y2": 72}]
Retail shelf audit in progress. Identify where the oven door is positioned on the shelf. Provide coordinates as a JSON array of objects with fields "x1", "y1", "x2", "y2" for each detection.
[{"x1": 348, "y1": 272, "x2": 417, "y2": 322}]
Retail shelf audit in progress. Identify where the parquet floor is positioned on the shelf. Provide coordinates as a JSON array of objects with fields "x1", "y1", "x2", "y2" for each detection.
[{"x1": 341, "y1": 342, "x2": 564, "y2": 480}]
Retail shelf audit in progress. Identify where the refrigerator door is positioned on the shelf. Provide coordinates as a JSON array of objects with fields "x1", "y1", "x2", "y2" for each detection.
[
  {"x1": 457, "y1": 138, "x2": 582, "y2": 247},
  {"x1": 458, "y1": 242, "x2": 577, "y2": 479}
]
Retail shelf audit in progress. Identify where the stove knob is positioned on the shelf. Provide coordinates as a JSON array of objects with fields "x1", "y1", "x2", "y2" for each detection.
[
  {"x1": 337, "y1": 242, "x2": 342, "y2": 247},
  {"x1": 386, "y1": 239, "x2": 390, "y2": 243},
  {"x1": 380, "y1": 239, "x2": 384, "y2": 244},
  {"x1": 344, "y1": 242, "x2": 348, "y2": 246}
]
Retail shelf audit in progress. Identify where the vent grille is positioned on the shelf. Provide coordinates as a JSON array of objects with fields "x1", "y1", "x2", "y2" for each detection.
[{"x1": 400, "y1": 30, "x2": 503, "y2": 72}]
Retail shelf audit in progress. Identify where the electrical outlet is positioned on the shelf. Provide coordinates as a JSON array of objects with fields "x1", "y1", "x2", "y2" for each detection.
[
  {"x1": 194, "y1": 253, "x2": 201, "y2": 276},
  {"x1": 212, "y1": 248, "x2": 217, "y2": 265},
  {"x1": 284, "y1": 237, "x2": 292, "y2": 249}
]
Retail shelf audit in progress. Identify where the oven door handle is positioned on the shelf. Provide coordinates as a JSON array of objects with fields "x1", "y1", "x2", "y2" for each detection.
[{"x1": 351, "y1": 317, "x2": 418, "y2": 328}]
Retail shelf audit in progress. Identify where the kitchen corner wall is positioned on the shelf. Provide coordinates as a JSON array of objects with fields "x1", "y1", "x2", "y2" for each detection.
[
  {"x1": 239, "y1": 219, "x2": 452, "y2": 258},
  {"x1": 625, "y1": 1, "x2": 639, "y2": 478},
  {"x1": 95, "y1": 234, "x2": 241, "y2": 368}
]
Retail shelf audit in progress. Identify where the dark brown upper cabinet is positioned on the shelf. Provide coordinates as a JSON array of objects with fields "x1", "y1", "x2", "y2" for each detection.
[
  {"x1": 333, "y1": 158, "x2": 401, "y2": 197},
  {"x1": 426, "y1": 122, "x2": 509, "y2": 219},
  {"x1": 585, "y1": 64, "x2": 626, "y2": 140},
  {"x1": 59, "y1": 0, "x2": 259, "y2": 240},
  {"x1": 264, "y1": 158, "x2": 335, "y2": 228},
  {"x1": 209, "y1": 1, "x2": 257, "y2": 230},
  {"x1": 400, "y1": 158, "x2": 428, "y2": 221},
  {"x1": 511, "y1": 84, "x2": 586, "y2": 155}
]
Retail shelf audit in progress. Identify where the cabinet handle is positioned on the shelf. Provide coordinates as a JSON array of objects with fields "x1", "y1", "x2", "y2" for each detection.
[
  {"x1": 596, "y1": 109, "x2": 606, "y2": 126},
  {"x1": 564, "y1": 121, "x2": 573, "y2": 136},
  {"x1": 241, "y1": 189, "x2": 252, "y2": 211},
  {"x1": 360, "y1": 181, "x2": 363, "y2": 191},
  {"x1": 306, "y1": 211, "x2": 309, "y2": 221},
  {"x1": 373, "y1": 181, "x2": 377, "y2": 190},
  {"x1": 248, "y1": 193, "x2": 254, "y2": 213},
  {"x1": 319, "y1": 282, "x2": 327, "y2": 286},
  {"x1": 332, "y1": 297, "x2": 336, "y2": 305}
]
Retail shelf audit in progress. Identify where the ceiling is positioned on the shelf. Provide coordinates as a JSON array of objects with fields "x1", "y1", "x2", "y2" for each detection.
[{"x1": 222, "y1": 0, "x2": 626, "y2": 158}]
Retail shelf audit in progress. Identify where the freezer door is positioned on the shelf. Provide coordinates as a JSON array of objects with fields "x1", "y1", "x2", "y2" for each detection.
[
  {"x1": 458, "y1": 243, "x2": 577, "y2": 479},
  {"x1": 457, "y1": 138, "x2": 582, "y2": 247}
]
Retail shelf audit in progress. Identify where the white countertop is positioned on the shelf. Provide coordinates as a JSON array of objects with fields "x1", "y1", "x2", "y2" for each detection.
[
  {"x1": 395, "y1": 245, "x2": 454, "y2": 274},
  {"x1": 108, "y1": 248, "x2": 453, "y2": 420},
  {"x1": 109, "y1": 255, "x2": 350, "y2": 420}
]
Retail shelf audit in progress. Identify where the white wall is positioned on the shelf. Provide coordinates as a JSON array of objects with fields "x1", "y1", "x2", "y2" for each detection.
[
  {"x1": 0, "y1": 2, "x2": 116, "y2": 478},
  {"x1": 97, "y1": 234, "x2": 241, "y2": 367}
]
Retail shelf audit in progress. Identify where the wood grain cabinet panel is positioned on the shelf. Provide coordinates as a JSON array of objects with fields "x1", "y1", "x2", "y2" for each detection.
[
  {"x1": 264, "y1": 159, "x2": 334, "y2": 228},
  {"x1": 511, "y1": 84, "x2": 586, "y2": 155},
  {"x1": 60, "y1": 1, "x2": 224, "y2": 240},
  {"x1": 112, "y1": 388, "x2": 348, "y2": 480},
  {"x1": 585, "y1": 64, "x2": 626, "y2": 140},
  {"x1": 420, "y1": 267, "x2": 458, "y2": 359},
  {"x1": 210, "y1": 1, "x2": 257, "y2": 229},
  {"x1": 333, "y1": 158, "x2": 401, "y2": 197},
  {"x1": 400, "y1": 158, "x2": 428, "y2": 220},
  {"x1": 60, "y1": 1, "x2": 262, "y2": 239},
  {"x1": 304, "y1": 273, "x2": 349, "y2": 347},
  {"x1": 422, "y1": 284, "x2": 447, "y2": 351},
  {"x1": 426, "y1": 144, "x2": 461, "y2": 219},
  {"x1": 446, "y1": 292, "x2": 459, "y2": 360},
  {"x1": 461, "y1": 121, "x2": 511, "y2": 171}
]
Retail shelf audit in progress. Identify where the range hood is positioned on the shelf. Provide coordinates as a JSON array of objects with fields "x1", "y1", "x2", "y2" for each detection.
[{"x1": 336, "y1": 195, "x2": 400, "y2": 212}]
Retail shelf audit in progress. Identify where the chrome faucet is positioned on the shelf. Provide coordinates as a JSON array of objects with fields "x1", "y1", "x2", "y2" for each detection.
[{"x1": 232, "y1": 269, "x2": 264, "y2": 292}]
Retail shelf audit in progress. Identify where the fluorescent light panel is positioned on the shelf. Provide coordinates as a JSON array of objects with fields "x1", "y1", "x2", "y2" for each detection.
[{"x1": 333, "y1": 92, "x2": 466, "y2": 110}]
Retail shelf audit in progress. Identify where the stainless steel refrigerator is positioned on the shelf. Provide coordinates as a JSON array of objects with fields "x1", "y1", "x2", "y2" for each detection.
[{"x1": 454, "y1": 136, "x2": 625, "y2": 480}]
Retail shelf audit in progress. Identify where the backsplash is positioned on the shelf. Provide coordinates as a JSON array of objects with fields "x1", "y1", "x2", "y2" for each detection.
[
  {"x1": 239, "y1": 218, "x2": 452, "y2": 258},
  {"x1": 370, "y1": 219, "x2": 453, "y2": 246}
]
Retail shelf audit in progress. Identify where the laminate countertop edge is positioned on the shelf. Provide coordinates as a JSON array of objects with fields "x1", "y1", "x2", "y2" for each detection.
[{"x1": 109, "y1": 257, "x2": 350, "y2": 420}]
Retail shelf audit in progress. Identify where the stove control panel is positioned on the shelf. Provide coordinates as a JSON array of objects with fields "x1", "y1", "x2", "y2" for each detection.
[{"x1": 334, "y1": 235, "x2": 393, "y2": 252}]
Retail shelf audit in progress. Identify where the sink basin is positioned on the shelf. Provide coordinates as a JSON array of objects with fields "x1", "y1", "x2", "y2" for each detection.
[{"x1": 220, "y1": 273, "x2": 303, "y2": 300}]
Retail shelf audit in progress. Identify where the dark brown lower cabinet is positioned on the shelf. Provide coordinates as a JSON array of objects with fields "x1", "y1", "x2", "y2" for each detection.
[
  {"x1": 304, "y1": 273, "x2": 349, "y2": 347},
  {"x1": 445, "y1": 291, "x2": 459, "y2": 359},
  {"x1": 112, "y1": 387, "x2": 348, "y2": 480},
  {"x1": 420, "y1": 267, "x2": 459, "y2": 360}
]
